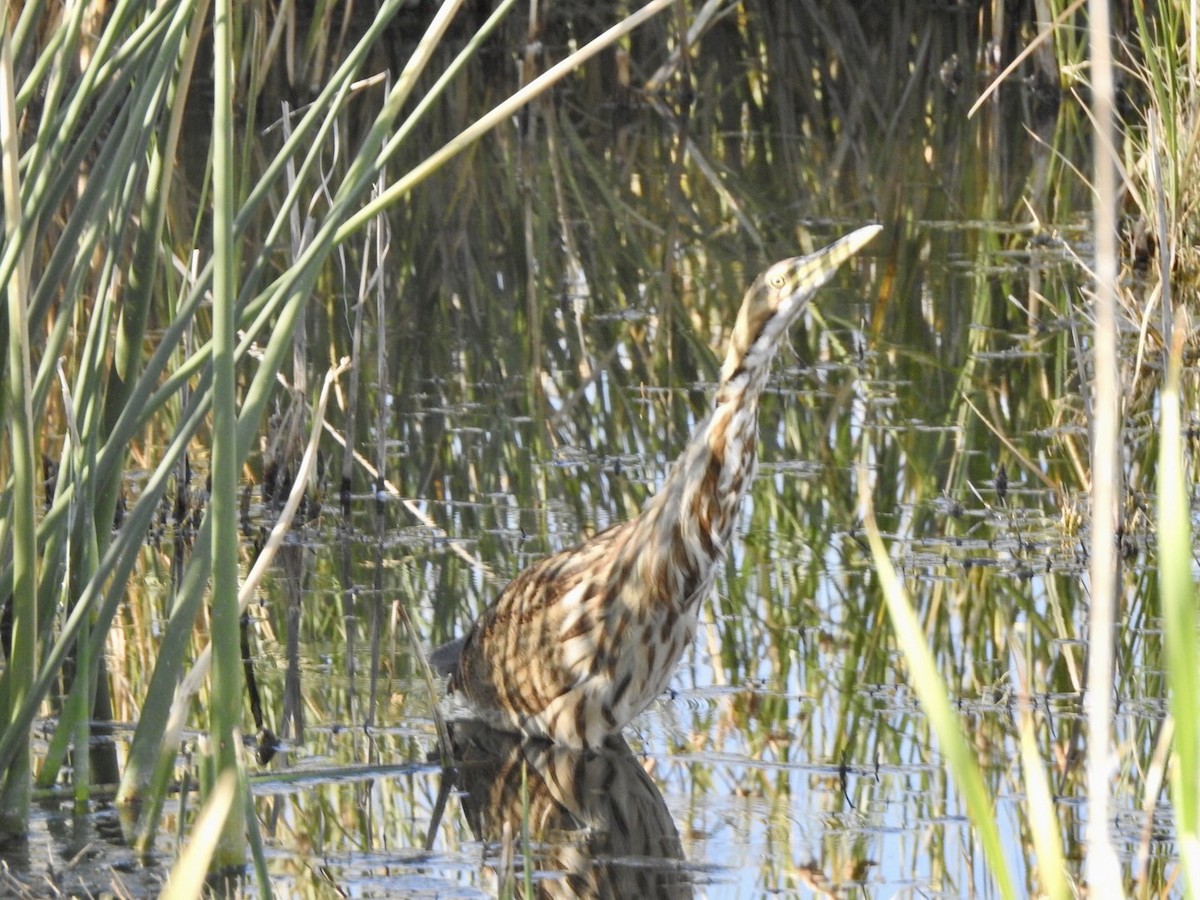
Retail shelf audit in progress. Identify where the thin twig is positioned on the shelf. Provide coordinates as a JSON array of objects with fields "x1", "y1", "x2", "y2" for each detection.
[
  {"x1": 960, "y1": 393, "x2": 1061, "y2": 494},
  {"x1": 967, "y1": 0, "x2": 1087, "y2": 119},
  {"x1": 320, "y1": 419, "x2": 495, "y2": 582}
]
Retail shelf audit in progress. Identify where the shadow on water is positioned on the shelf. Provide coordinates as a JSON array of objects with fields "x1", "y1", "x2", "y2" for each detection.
[{"x1": 3, "y1": 0, "x2": 1192, "y2": 896}]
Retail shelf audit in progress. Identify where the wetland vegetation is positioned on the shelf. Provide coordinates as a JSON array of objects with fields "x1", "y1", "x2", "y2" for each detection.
[{"x1": 0, "y1": 0, "x2": 1197, "y2": 896}]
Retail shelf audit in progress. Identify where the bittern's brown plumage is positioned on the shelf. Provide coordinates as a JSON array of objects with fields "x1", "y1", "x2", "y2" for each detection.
[{"x1": 441, "y1": 225, "x2": 881, "y2": 749}]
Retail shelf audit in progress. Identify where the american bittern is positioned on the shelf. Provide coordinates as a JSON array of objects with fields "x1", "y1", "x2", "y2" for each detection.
[{"x1": 440, "y1": 225, "x2": 881, "y2": 749}]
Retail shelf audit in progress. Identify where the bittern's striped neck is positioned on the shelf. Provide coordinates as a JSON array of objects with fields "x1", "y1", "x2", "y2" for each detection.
[{"x1": 632, "y1": 226, "x2": 880, "y2": 616}]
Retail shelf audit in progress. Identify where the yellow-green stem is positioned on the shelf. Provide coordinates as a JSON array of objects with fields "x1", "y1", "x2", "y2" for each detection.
[
  {"x1": 1159, "y1": 315, "x2": 1200, "y2": 895},
  {"x1": 209, "y1": 0, "x2": 246, "y2": 871},
  {"x1": 0, "y1": 10, "x2": 37, "y2": 838}
]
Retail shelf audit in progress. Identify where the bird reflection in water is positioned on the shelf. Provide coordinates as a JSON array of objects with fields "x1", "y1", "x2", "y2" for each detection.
[{"x1": 433, "y1": 719, "x2": 693, "y2": 899}]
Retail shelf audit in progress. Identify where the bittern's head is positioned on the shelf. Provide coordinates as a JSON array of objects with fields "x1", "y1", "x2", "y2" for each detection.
[{"x1": 722, "y1": 224, "x2": 881, "y2": 384}]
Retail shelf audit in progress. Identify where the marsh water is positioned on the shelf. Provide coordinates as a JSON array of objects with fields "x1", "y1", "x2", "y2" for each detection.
[{"x1": 5, "y1": 4, "x2": 1188, "y2": 897}]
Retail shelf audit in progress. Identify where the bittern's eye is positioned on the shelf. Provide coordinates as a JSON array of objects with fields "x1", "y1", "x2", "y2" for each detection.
[{"x1": 769, "y1": 274, "x2": 786, "y2": 289}]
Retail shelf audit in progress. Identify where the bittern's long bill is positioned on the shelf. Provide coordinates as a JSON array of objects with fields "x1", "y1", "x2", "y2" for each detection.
[{"x1": 437, "y1": 224, "x2": 882, "y2": 749}]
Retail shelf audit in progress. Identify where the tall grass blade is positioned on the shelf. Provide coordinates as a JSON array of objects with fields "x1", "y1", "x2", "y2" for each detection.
[
  {"x1": 159, "y1": 771, "x2": 237, "y2": 900},
  {"x1": 0, "y1": 10, "x2": 38, "y2": 838},
  {"x1": 1158, "y1": 314, "x2": 1200, "y2": 895},
  {"x1": 207, "y1": 0, "x2": 247, "y2": 870},
  {"x1": 1012, "y1": 636, "x2": 1071, "y2": 899},
  {"x1": 855, "y1": 459, "x2": 1016, "y2": 898}
]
